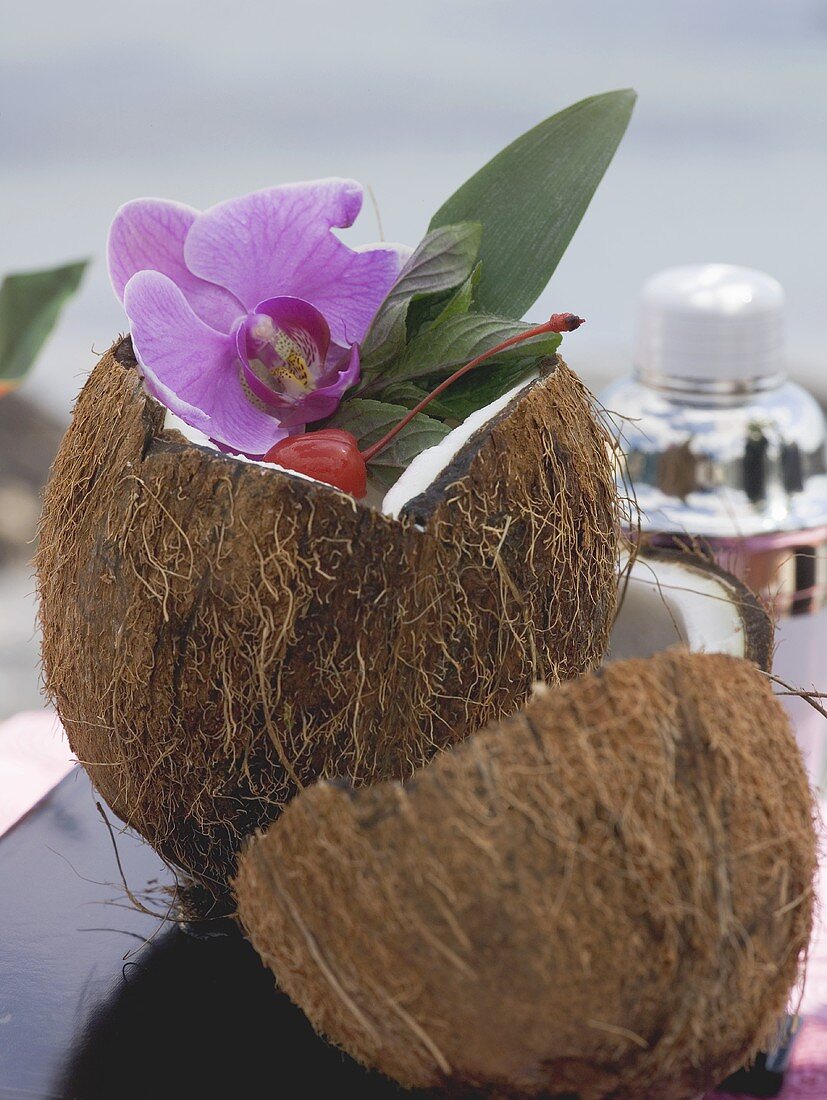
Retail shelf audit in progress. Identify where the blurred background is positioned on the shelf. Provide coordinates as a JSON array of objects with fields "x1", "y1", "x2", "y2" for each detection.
[{"x1": 2, "y1": 0, "x2": 827, "y2": 718}]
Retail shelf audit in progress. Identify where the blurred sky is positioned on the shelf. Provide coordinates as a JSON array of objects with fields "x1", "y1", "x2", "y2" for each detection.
[{"x1": 3, "y1": 0, "x2": 827, "y2": 416}]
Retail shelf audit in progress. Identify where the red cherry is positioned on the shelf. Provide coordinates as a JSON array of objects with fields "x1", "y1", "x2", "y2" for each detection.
[{"x1": 264, "y1": 429, "x2": 368, "y2": 498}]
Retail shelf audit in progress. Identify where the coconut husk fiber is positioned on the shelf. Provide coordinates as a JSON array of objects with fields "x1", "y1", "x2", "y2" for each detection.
[
  {"x1": 36, "y1": 337, "x2": 619, "y2": 899},
  {"x1": 235, "y1": 649, "x2": 817, "y2": 1100}
]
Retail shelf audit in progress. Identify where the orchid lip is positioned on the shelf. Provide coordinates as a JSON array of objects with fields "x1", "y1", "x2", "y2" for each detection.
[
  {"x1": 235, "y1": 298, "x2": 326, "y2": 411},
  {"x1": 236, "y1": 325, "x2": 297, "y2": 412},
  {"x1": 235, "y1": 296, "x2": 361, "y2": 426}
]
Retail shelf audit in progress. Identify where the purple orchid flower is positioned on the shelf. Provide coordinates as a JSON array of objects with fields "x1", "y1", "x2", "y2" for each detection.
[{"x1": 108, "y1": 178, "x2": 406, "y2": 457}]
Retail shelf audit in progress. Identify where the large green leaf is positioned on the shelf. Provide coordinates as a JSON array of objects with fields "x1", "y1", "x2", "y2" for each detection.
[
  {"x1": 361, "y1": 311, "x2": 562, "y2": 394},
  {"x1": 429, "y1": 89, "x2": 635, "y2": 317},
  {"x1": 0, "y1": 260, "x2": 89, "y2": 390},
  {"x1": 360, "y1": 223, "x2": 481, "y2": 370},
  {"x1": 325, "y1": 398, "x2": 450, "y2": 485}
]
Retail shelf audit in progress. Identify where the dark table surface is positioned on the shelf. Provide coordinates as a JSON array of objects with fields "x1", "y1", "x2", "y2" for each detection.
[
  {"x1": 0, "y1": 767, "x2": 415, "y2": 1100},
  {"x1": 0, "y1": 768, "x2": 785, "y2": 1100}
]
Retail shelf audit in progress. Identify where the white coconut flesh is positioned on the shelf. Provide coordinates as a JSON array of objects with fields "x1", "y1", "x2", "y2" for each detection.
[
  {"x1": 162, "y1": 378, "x2": 534, "y2": 516},
  {"x1": 381, "y1": 379, "x2": 533, "y2": 518},
  {"x1": 607, "y1": 554, "x2": 751, "y2": 664}
]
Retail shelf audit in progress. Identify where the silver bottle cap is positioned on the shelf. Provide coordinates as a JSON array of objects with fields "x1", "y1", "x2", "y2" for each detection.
[
  {"x1": 636, "y1": 263, "x2": 785, "y2": 391},
  {"x1": 601, "y1": 264, "x2": 827, "y2": 538}
]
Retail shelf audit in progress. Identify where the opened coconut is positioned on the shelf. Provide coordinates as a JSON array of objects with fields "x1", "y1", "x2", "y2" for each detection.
[
  {"x1": 235, "y1": 648, "x2": 816, "y2": 1099},
  {"x1": 37, "y1": 337, "x2": 619, "y2": 896},
  {"x1": 608, "y1": 545, "x2": 773, "y2": 670}
]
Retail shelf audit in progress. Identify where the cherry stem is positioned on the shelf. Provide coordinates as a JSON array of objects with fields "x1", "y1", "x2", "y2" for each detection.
[{"x1": 360, "y1": 313, "x2": 584, "y2": 464}]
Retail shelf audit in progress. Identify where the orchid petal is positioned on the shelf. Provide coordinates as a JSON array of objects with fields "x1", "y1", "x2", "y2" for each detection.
[
  {"x1": 202, "y1": 381, "x2": 293, "y2": 459},
  {"x1": 108, "y1": 199, "x2": 244, "y2": 333},
  {"x1": 183, "y1": 179, "x2": 403, "y2": 345},
  {"x1": 360, "y1": 240, "x2": 414, "y2": 268},
  {"x1": 322, "y1": 340, "x2": 361, "y2": 395},
  {"x1": 141, "y1": 370, "x2": 213, "y2": 436},
  {"x1": 123, "y1": 271, "x2": 286, "y2": 456}
]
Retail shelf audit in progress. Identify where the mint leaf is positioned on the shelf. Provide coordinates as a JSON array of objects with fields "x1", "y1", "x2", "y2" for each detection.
[
  {"x1": 378, "y1": 381, "x2": 455, "y2": 422},
  {"x1": 405, "y1": 262, "x2": 481, "y2": 339},
  {"x1": 362, "y1": 312, "x2": 562, "y2": 394},
  {"x1": 433, "y1": 354, "x2": 552, "y2": 421},
  {"x1": 325, "y1": 398, "x2": 449, "y2": 484},
  {"x1": 360, "y1": 223, "x2": 481, "y2": 371},
  {"x1": 0, "y1": 259, "x2": 89, "y2": 390},
  {"x1": 429, "y1": 90, "x2": 635, "y2": 317}
]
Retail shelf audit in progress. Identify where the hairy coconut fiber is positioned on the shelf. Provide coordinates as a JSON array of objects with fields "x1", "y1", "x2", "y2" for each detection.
[
  {"x1": 36, "y1": 337, "x2": 619, "y2": 898},
  {"x1": 235, "y1": 650, "x2": 817, "y2": 1100}
]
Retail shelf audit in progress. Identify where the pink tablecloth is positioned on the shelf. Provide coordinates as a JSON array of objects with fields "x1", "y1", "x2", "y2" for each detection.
[
  {"x1": 2, "y1": 711, "x2": 827, "y2": 1094},
  {"x1": 0, "y1": 710, "x2": 74, "y2": 837}
]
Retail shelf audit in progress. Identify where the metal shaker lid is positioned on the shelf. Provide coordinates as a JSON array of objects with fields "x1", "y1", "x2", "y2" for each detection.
[
  {"x1": 600, "y1": 265, "x2": 827, "y2": 538},
  {"x1": 636, "y1": 264, "x2": 785, "y2": 388}
]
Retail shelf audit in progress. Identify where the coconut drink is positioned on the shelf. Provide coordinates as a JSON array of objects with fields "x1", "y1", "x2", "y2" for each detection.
[
  {"x1": 39, "y1": 329, "x2": 619, "y2": 895},
  {"x1": 37, "y1": 94, "x2": 640, "y2": 900}
]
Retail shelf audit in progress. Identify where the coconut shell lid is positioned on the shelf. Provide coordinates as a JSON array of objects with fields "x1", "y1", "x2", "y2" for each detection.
[{"x1": 235, "y1": 648, "x2": 816, "y2": 1099}]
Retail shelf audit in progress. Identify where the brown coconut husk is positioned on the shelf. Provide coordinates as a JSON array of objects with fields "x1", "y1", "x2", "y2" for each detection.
[
  {"x1": 36, "y1": 337, "x2": 619, "y2": 900},
  {"x1": 235, "y1": 649, "x2": 817, "y2": 1099}
]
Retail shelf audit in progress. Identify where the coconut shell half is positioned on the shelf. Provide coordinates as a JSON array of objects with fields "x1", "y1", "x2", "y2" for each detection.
[
  {"x1": 609, "y1": 546, "x2": 774, "y2": 671},
  {"x1": 37, "y1": 338, "x2": 619, "y2": 895},
  {"x1": 235, "y1": 649, "x2": 816, "y2": 1099}
]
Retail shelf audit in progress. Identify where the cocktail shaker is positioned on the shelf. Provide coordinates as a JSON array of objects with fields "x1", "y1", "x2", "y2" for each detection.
[{"x1": 599, "y1": 264, "x2": 827, "y2": 785}]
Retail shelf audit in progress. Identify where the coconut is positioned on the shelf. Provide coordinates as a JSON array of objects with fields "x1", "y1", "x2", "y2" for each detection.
[
  {"x1": 235, "y1": 649, "x2": 816, "y2": 1099},
  {"x1": 610, "y1": 546, "x2": 773, "y2": 670},
  {"x1": 36, "y1": 336, "x2": 619, "y2": 898}
]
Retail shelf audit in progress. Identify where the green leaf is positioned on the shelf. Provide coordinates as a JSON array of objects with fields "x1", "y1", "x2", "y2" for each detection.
[
  {"x1": 405, "y1": 262, "x2": 481, "y2": 338},
  {"x1": 378, "y1": 381, "x2": 455, "y2": 422},
  {"x1": 429, "y1": 89, "x2": 635, "y2": 317},
  {"x1": 326, "y1": 398, "x2": 450, "y2": 483},
  {"x1": 362, "y1": 311, "x2": 561, "y2": 394},
  {"x1": 360, "y1": 223, "x2": 481, "y2": 370},
  {"x1": 0, "y1": 260, "x2": 89, "y2": 390},
  {"x1": 434, "y1": 354, "x2": 549, "y2": 421}
]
